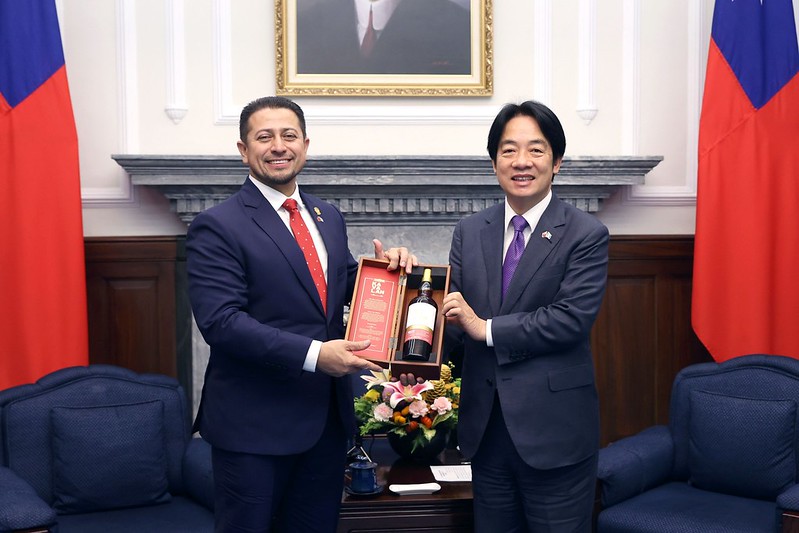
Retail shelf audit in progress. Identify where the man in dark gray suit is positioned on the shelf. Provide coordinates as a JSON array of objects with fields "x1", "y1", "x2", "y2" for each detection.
[{"x1": 442, "y1": 101, "x2": 609, "y2": 532}]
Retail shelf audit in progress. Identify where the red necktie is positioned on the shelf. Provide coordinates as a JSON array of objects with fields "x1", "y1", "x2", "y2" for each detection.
[
  {"x1": 361, "y1": 7, "x2": 376, "y2": 57},
  {"x1": 282, "y1": 199, "x2": 327, "y2": 312}
]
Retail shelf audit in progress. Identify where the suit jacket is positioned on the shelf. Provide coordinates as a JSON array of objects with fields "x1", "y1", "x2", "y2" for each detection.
[
  {"x1": 448, "y1": 194, "x2": 609, "y2": 470},
  {"x1": 297, "y1": 0, "x2": 471, "y2": 75},
  {"x1": 186, "y1": 179, "x2": 359, "y2": 455}
]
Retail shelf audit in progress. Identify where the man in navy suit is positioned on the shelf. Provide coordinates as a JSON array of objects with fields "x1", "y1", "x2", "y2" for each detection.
[
  {"x1": 186, "y1": 96, "x2": 416, "y2": 532},
  {"x1": 442, "y1": 101, "x2": 609, "y2": 532}
]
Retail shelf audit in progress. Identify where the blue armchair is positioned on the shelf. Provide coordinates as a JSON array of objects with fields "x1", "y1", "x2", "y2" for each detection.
[
  {"x1": 596, "y1": 354, "x2": 799, "y2": 532},
  {"x1": 0, "y1": 365, "x2": 214, "y2": 533}
]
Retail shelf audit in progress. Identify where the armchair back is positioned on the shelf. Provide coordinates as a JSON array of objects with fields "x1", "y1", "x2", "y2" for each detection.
[
  {"x1": 0, "y1": 365, "x2": 192, "y2": 507},
  {"x1": 668, "y1": 354, "x2": 799, "y2": 500}
]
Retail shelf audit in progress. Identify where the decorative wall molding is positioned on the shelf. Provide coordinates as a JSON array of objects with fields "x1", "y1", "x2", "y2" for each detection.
[
  {"x1": 212, "y1": 0, "x2": 237, "y2": 124},
  {"x1": 621, "y1": 0, "x2": 640, "y2": 155},
  {"x1": 165, "y1": 0, "x2": 187, "y2": 124},
  {"x1": 533, "y1": 0, "x2": 553, "y2": 105},
  {"x1": 577, "y1": 0, "x2": 598, "y2": 124},
  {"x1": 113, "y1": 155, "x2": 662, "y2": 224},
  {"x1": 626, "y1": 2, "x2": 706, "y2": 205},
  {"x1": 117, "y1": 0, "x2": 138, "y2": 153},
  {"x1": 82, "y1": 0, "x2": 138, "y2": 205}
]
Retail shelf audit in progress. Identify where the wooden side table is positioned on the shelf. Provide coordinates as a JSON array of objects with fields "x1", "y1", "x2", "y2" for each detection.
[{"x1": 339, "y1": 439, "x2": 474, "y2": 533}]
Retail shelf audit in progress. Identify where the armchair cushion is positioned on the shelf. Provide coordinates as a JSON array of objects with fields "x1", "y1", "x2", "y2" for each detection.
[
  {"x1": 0, "y1": 466, "x2": 57, "y2": 531},
  {"x1": 50, "y1": 399, "x2": 171, "y2": 514},
  {"x1": 777, "y1": 483, "x2": 799, "y2": 513},
  {"x1": 688, "y1": 389, "x2": 796, "y2": 500},
  {"x1": 598, "y1": 425, "x2": 674, "y2": 507}
]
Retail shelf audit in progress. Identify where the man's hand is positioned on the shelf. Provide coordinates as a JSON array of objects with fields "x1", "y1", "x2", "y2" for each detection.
[
  {"x1": 442, "y1": 291, "x2": 487, "y2": 342},
  {"x1": 317, "y1": 339, "x2": 381, "y2": 377},
  {"x1": 373, "y1": 239, "x2": 418, "y2": 274},
  {"x1": 390, "y1": 373, "x2": 425, "y2": 386}
]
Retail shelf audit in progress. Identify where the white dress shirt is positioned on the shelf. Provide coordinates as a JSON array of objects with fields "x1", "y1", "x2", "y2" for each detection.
[{"x1": 486, "y1": 190, "x2": 553, "y2": 347}]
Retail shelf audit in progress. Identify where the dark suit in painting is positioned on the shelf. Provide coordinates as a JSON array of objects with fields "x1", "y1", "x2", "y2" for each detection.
[{"x1": 297, "y1": 0, "x2": 471, "y2": 75}]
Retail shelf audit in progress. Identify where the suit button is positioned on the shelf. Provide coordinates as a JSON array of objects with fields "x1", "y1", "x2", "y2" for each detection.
[{"x1": 486, "y1": 379, "x2": 493, "y2": 386}]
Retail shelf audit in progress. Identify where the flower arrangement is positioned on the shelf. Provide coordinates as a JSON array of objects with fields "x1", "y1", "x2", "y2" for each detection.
[{"x1": 354, "y1": 362, "x2": 460, "y2": 454}]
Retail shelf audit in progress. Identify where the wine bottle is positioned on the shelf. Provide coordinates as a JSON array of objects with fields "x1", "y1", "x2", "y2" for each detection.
[{"x1": 402, "y1": 268, "x2": 437, "y2": 361}]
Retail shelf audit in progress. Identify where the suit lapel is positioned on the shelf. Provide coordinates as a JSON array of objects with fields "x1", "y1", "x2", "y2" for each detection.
[
  {"x1": 480, "y1": 205, "x2": 504, "y2": 316},
  {"x1": 500, "y1": 196, "x2": 567, "y2": 312},
  {"x1": 241, "y1": 181, "x2": 325, "y2": 316}
]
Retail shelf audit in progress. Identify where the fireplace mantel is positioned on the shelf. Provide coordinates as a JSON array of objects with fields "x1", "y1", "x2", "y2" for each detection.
[{"x1": 113, "y1": 155, "x2": 662, "y2": 225}]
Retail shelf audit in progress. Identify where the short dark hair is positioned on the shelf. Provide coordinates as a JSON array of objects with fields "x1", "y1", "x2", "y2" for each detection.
[
  {"x1": 486, "y1": 101, "x2": 566, "y2": 164},
  {"x1": 239, "y1": 96, "x2": 307, "y2": 142}
]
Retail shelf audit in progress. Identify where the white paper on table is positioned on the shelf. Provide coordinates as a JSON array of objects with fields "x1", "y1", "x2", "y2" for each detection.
[{"x1": 429, "y1": 464, "x2": 472, "y2": 482}]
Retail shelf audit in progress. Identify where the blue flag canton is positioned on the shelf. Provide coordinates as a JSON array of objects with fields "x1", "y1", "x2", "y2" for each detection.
[
  {"x1": 0, "y1": 0, "x2": 65, "y2": 109},
  {"x1": 712, "y1": 0, "x2": 799, "y2": 109}
]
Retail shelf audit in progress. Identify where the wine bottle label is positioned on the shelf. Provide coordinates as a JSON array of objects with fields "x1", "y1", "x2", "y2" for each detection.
[{"x1": 404, "y1": 302, "x2": 436, "y2": 344}]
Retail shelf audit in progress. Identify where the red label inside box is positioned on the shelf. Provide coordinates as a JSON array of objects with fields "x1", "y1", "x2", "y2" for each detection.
[{"x1": 349, "y1": 264, "x2": 401, "y2": 361}]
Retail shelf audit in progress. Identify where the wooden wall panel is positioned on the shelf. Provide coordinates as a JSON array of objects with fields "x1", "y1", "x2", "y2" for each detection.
[
  {"x1": 83, "y1": 235, "x2": 711, "y2": 446},
  {"x1": 593, "y1": 237, "x2": 712, "y2": 445},
  {"x1": 593, "y1": 276, "x2": 658, "y2": 444},
  {"x1": 84, "y1": 237, "x2": 188, "y2": 383}
]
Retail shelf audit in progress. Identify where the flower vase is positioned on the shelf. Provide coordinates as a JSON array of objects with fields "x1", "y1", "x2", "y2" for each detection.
[{"x1": 387, "y1": 429, "x2": 449, "y2": 463}]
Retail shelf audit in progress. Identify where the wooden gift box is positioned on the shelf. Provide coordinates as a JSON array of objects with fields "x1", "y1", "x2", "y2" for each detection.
[{"x1": 345, "y1": 258, "x2": 450, "y2": 380}]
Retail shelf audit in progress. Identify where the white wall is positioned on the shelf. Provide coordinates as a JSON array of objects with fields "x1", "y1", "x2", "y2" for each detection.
[{"x1": 59, "y1": 0, "x2": 718, "y2": 237}]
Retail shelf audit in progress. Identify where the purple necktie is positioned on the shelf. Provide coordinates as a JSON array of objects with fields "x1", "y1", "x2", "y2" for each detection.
[{"x1": 502, "y1": 215, "x2": 528, "y2": 297}]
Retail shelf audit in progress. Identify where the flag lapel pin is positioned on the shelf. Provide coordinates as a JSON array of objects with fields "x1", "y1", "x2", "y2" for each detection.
[{"x1": 541, "y1": 231, "x2": 552, "y2": 241}]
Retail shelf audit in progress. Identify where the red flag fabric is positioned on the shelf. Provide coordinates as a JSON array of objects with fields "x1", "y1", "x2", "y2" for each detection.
[
  {"x1": 693, "y1": 0, "x2": 799, "y2": 362},
  {"x1": 0, "y1": 1, "x2": 89, "y2": 389}
]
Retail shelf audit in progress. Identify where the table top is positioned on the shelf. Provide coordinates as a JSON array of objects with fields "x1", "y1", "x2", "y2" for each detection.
[{"x1": 342, "y1": 438, "x2": 473, "y2": 505}]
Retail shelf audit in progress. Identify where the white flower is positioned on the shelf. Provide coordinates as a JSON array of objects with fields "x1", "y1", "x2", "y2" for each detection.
[
  {"x1": 430, "y1": 397, "x2": 452, "y2": 414},
  {"x1": 360, "y1": 368, "x2": 392, "y2": 390},
  {"x1": 408, "y1": 400, "x2": 429, "y2": 418},
  {"x1": 373, "y1": 403, "x2": 393, "y2": 422}
]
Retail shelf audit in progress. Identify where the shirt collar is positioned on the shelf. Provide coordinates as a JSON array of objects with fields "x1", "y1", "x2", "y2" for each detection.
[
  {"x1": 354, "y1": 0, "x2": 401, "y2": 32},
  {"x1": 248, "y1": 175, "x2": 303, "y2": 213},
  {"x1": 504, "y1": 189, "x2": 553, "y2": 233}
]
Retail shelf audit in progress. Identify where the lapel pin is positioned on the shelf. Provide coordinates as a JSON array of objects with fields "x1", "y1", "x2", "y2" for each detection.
[
  {"x1": 313, "y1": 207, "x2": 321, "y2": 215},
  {"x1": 541, "y1": 231, "x2": 552, "y2": 241},
  {"x1": 317, "y1": 216, "x2": 324, "y2": 222}
]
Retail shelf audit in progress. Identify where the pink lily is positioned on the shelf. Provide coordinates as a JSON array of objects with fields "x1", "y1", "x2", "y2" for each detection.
[{"x1": 381, "y1": 380, "x2": 434, "y2": 409}]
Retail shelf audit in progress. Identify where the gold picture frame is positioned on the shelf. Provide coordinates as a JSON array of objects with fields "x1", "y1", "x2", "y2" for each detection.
[{"x1": 276, "y1": 0, "x2": 493, "y2": 97}]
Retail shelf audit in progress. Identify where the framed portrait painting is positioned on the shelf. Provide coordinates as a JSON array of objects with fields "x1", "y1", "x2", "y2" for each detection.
[{"x1": 276, "y1": 0, "x2": 493, "y2": 96}]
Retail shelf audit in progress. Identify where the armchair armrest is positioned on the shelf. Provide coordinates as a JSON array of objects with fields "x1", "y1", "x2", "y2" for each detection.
[
  {"x1": 777, "y1": 483, "x2": 799, "y2": 513},
  {"x1": 0, "y1": 466, "x2": 56, "y2": 532},
  {"x1": 597, "y1": 425, "x2": 674, "y2": 508},
  {"x1": 182, "y1": 436, "x2": 214, "y2": 511}
]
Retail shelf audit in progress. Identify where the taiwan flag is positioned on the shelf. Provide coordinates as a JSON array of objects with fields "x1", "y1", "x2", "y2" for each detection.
[
  {"x1": 692, "y1": 0, "x2": 799, "y2": 362},
  {"x1": 0, "y1": 1, "x2": 89, "y2": 389}
]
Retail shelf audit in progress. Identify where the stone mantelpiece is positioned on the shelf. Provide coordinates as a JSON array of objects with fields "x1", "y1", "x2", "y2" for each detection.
[
  {"x1": 114, "y1": 154, "x2": 661, "y2": 413},
  {"x1": 113, "y1": 155, "x2": 662, "y2": 225}
]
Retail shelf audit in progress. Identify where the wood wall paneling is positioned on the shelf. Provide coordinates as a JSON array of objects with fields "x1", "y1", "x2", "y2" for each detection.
[
  {"x1": 593, "y1": 237, "x2": 711, "y2": 445},
  {"x1": 84, "y1": 235, "x2": 711, "y2": 445},
  {"x1": 84, "y1": 237, "x2": 191, "y2": 398}
]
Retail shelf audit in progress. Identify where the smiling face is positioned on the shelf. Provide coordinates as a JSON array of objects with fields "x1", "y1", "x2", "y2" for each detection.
[
  {"x1": 236, "y1": 106, "x2": 309, "y2": 196},
  {"x1": 492, "y1": 114, "x2": 562, "y2": 214}
]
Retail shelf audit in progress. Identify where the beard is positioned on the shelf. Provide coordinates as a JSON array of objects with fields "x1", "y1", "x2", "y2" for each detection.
[{"x1": 250, "y1": 167, "x2": 300, "y2": 190}]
